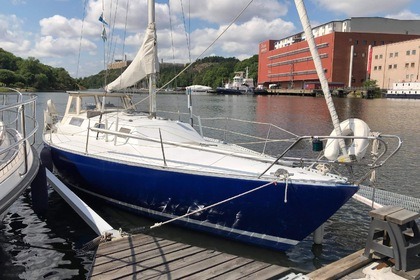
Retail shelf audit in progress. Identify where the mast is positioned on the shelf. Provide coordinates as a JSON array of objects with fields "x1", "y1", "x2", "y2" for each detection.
[
  {"x1": 294, "y1": 0, "x2": 347, "y2": 158},
  {"x1": 148, "y1": 0, "x2": 157, "y2": 118}
]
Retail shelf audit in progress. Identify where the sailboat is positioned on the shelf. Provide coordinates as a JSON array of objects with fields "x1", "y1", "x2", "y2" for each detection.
[
  {"x1": 0, "y1": 88, "x2": 39, "y2": 220},
  {"x1": 42, "y1": 0, "x2": 401, "y2": 250}
]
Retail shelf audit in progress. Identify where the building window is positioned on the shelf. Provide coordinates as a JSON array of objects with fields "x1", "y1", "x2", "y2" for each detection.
[
  {"x1": 388, "y1": 65, "x2": 392, "y2": 69},
  {"x1": 379, "y1": 54, "x2": 383, "y2": 59},
  {"x1": 406, "y1": 74, "x2": 410, "y2": 79},
  {"x1": 412, "y1": 50, "x2": 417, "y2": 55},
  {"x1": 362, "y1": 53, "x2": 365, "y2": 57},
  {"x1": 405, "y1": 63, "x2": 410, "y2": 68},
  {"x1": 363, "y1": 40, "x2": 367, "y2": 45},
  {"x1": 390, "y1": 53, "x2": 393, "y2": 58},
  {"x1": 411, "y1": 62, "x2": 415, "y2": 67},
  {"x1": 355, "y1": 40, "x2": 359, "y2": 45},
  {"x1": 374, "y1": 66, "x2": 378, "y2": 70},
  {"x1": 375, "y1": 55, "x2": 378, "y2": 59},
  {"x1": 378, "y1": 66, "x2": 382, "y2": 70},
  {"x1": 406, "y1": 50, "x2": 411, "y2": 55},
  {"x1": 373, "y1": 41, "x2": 377, "y2": 46},
  {"x1": 395, "y1": 52, "x2": 398, "y2": 57},
  {"x1": 354, "y1": 52, "x2": 357, "y2": 57},
  {"x1": 381, "y1": 41, "x2": 385, "y2": 45},
  {"x1": 393, "y1": 64, "x2": 397, "y2": 69}
]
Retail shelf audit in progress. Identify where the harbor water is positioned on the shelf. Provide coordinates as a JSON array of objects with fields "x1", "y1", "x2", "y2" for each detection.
[{"x1": 1, "y1": 92, "x2": 419, "y2": 279}]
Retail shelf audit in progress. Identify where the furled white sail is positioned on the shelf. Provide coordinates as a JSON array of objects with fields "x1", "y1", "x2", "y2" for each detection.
[{"x1": 106, "y1": 22, "x2": 159, "y2": 92}]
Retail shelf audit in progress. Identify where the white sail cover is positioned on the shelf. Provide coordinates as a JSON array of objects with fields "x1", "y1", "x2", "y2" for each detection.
[{"x1": 106, "y1": 23, "x2": 159, "y2": 92}]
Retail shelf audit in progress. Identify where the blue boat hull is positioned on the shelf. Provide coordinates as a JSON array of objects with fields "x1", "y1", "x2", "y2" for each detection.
[{"x1": 47, "y1": 146, "x2": 358, "y2": 250}]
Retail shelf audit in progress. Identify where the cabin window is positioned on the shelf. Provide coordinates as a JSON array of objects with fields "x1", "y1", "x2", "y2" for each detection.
[
  {"x1": 94, "y1": 123, "x2": 105, "y2": 129},
  {"x1": 118, "y1": 127, "x2": 131, "y2": 139},
  {"x1": 69, "y1": 117, "x2": 84, "y2": 126}
]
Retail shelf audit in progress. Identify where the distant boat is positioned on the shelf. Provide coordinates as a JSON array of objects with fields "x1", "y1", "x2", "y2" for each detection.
[
  {"x1": 42, "y1": 0, "x2": 401, "y2": 251},
  {"x1": 386, "y1": 82, "x2": 420, "y2": 99},
  {"x1": 0, "y1": 88, "x2": 39, "y2": 220},
  {"x1": 186, "y1": 85, "x2": 212, "y2": 95},
  {"x1": 216, "y1": 68, "x2": 254, "y2": 95}
]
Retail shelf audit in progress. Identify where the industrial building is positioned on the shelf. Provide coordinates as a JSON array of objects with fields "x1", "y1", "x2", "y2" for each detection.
[
  {"x1": 370, "y1": 38, "x2": 420, "y2": 89},
  {"x1": 258, "y1": 17, "x2": 420, "y2": 89}
]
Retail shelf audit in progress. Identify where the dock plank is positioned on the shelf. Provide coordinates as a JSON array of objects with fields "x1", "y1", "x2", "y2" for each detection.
[
  {"x1": 90, "y1": 233, "x2": 291, "y2": 280},
  {"x1": 306, "y1": 249, "x2": 372, "y2": 280},
  {"x1": 140, "y1": 250, "x2": 225, "y2": 279},
  {"x1": 210, "y1": 260, "x2": 267, "y2": 280},
  {"x1": 92, "y1": 245, "x2": 206, "y2": 279},
  {"x1": 164, "y1": 251, "x2": 239, "y2": 279},
  {"x1": 91, "y1": 243, "x2": 193, "y2": 278},
  {"x1": 94, "y1": 238, "x2": 176, "y2": 266}
]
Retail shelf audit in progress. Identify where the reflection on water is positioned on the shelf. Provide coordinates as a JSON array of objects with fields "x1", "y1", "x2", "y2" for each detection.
[{"x1": 1, "y1": 93, "x2": 419, "y2": 278}]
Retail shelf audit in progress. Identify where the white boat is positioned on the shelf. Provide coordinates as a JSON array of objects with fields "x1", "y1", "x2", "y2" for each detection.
[
  {"x1": 42, "y1": 0, "x2": 401, "y2": 250},
  {"x1": 216, "y1": 69, "x2": 254, "y2": 95},
  {"x1": 386, "y1": 82, "x2": 420, "y2": 99},
  {"x1": 0, "y1": 88, "x2": 39, "y2": 220},
  {"x1": 186, "y1": 85, "x2": 212, "y2": 95}
]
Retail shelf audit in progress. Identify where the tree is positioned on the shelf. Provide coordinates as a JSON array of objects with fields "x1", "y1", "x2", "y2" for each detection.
[{"x1": 0, "y1": 69, "x2": 18, "y2": 85}]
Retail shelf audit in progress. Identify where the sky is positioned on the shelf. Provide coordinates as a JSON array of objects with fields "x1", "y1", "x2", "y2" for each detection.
[{"x1": 1, "y1": 0, "x2": 420, "y2": 78}]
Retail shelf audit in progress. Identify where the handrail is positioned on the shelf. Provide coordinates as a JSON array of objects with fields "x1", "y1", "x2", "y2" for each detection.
[
  {"x1": 86, "y1": 124, "x2": 401, "y2": 182},
  {"x1": 0, "y1": 88, "x2": 38, "y2": 176}
]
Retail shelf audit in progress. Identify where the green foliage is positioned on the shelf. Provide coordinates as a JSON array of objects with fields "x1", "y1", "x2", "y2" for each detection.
[
  {"x1": 155, "y1": 56, "x2": 258, "y2": 89},
  {"x1": 0, "y1": 47, "x2": 259, "y2": 91},
  {"x1": 0, "y1": 48, "x2": 77, "y2": 90},
  {"x1": 363, "y1": 79, "x2": 378, "y2": 88}
]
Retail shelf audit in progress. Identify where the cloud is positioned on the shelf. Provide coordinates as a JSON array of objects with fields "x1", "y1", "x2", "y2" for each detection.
[
  {"x1": 386, "y1": 9, "x2": 420, "y2": 20},
  {"x1": 169, "y1": 0, "x2": 288, "y2": 25},
  {"x1": 313, "y1": 0, "x2": 413, "y2": 17},
  {"x1": 0, "y1": 14, "x2": 32, "y2": 54}
]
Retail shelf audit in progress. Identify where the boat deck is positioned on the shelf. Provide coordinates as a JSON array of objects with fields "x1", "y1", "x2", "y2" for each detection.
[{"x1": 89, "y1": 233, "x2": 292, "y2": 279}]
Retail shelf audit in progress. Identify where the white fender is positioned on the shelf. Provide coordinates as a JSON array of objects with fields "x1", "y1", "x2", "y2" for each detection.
[
  {"x1": 324, "y1": 118, "x2": 370, "y2": 161},
  {"x1": 44, "y1": 99, "x2": 58, "y2": 131},
  {"x1": 47, "y1": 99, "x2": 58, "y2": 115},
  {"x1": 0, "y1": 121, "x2": 5, "y2": 145}
]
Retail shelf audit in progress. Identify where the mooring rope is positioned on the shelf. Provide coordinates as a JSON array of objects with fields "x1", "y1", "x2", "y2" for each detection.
[{"x1": 129, "y1": 179, "x2": 282, "y2": 234}]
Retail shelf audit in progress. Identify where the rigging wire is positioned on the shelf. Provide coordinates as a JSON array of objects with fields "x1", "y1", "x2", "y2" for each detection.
[
  {"x1": 157, "y1": 0, "x2": 255, "y2": 92},
  {"x1": 75, "y1": 0, "x2": 89, "y2": 80}
]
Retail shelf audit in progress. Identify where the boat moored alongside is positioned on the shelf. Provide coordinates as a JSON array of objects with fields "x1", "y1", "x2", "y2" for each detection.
[{"x1": 0, "y1": 88, "x2": 39, "y2": 220}]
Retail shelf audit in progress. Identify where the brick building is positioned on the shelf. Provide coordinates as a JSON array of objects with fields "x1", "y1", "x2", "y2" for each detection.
[
  {"x1": 370, "y1": 38, "x2": 420, "y2": 89},
  {"x1": 258, "y1": 17, "x2": 420, "y2": 89}
]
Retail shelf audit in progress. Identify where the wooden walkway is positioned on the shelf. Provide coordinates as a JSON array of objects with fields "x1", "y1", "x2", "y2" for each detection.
[{"x1": 89, "y1": 233, "x2": 291, "y2": 279}]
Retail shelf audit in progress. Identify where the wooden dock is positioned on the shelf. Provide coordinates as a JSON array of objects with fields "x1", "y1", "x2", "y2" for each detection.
[{"x1": 89, "y1": 233, "x2": 292, "y2": 279}]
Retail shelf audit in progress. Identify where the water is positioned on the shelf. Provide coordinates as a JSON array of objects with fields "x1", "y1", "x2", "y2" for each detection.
[{"x1": 1, "y1": 93, "x2": 419, "y2": 279}]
